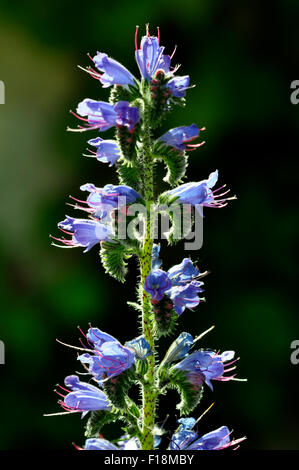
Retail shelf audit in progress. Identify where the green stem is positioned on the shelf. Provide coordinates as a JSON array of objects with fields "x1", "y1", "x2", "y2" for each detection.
[{"x1": 139, "y1": 88, "x2": 155, "y2": 450}]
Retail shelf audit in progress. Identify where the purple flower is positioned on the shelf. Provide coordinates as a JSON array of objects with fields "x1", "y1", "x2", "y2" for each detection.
[
  {"x1": 144, "y1": 259, "x2": 205, "y2": 315},
  {"x1": 162, "y1": 332, "x2": 194, "y2": 364},
  {"x1": 166, "y1": 75, "x2": 190, "y2": 98},
  {"x1": 158, "y1": 124, "x2": 204, "y2": 151},
  {"x1": 84, "y1": 438, "x2": 118, "y2": 450},
  {"x1": 78, "y1": 327, "x2": 135, "y2": 381},
  {"x1": 114, "y1": 101, "x2": 140, "y2": 132},
  {"x1": 166, "y1": 281, "x2": 204, "y2": 315},
  {"x1": 87, "y1": 137, "x2": 122, "y2": 166},
  {"x1": 167, "y1": 258, "x2": 200, "y2": 286},
  {"x1": 125, "y1": 335, "x2": 152, "y2": 360},
  {"x1": 71, "y1": 99, "x2": 140, "y2": 133},
  {"x1": 152, "y1": 243, "x2": 162, "y2": 269},
  {"x1": 73, "y1": 99, "x2": 117, "y2": 132},
  {"x1": 84, "y1": 437, "x2": 140, "y2": 450},
  {"x1": 144, "y1": 269, "x2": 172, "y2": 301},
  {"x1": 52, "y1": 216, "x2": 113, "y2": 252},
  {"x1": 135, "y1": 30, "x2": 171, "y2": 82},
  {"x1": 58, "y1": 375, "x2": 110, "y2": 418},
  {"x1": 74, "y1": 183, "x2": 141, "y2": 220},
  {"x1": 169, "y1": 419, "x2": 246, "y2": 450},
  {"x1": 167, "y1": 170, "x2": 235, "y2": 209},
  {"x1": 169, "y1": 423, "x2": 198, "y2": 450},
  {"x1": 92, "y1": 52, "x2": 136, "y2": 89},
  {"x1": 173, "y1": 349, "x2": 237, "y2": 390}
]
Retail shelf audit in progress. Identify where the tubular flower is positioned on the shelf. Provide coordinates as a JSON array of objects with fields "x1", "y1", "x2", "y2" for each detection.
[
  {"x1": 158, "y1": 124, "x2": 204, "y2": 151},
  {"x1": 167, "y1": 170, "x2": 236, "y2": 208},
  {"x1": 167, "y1": 258, "x2": 201, "y2": 285},
  {"x1": 77, "y1": 327, "x2": 135, "y2": 381},
  {"x1": 91, "y1": 52, "x2": 136, "y2": 89},
  {"x1": 135, "y1": 32, "x2": 171, "y2": 82},
  {"x1": 169, "y1": 419, "x2": 245, "y2": 450},
  {"x1": 173, "y1": 349, "x2": 237, "y2": 391},
  {"x1": 87, "y1": 137, "x2": 122, "y2": 166},
  {"x1": 114, "y1": 101, "x2": 140, "y2": 132},
  {"x1": 72, "y1": 183, "x2": 142, "y2": 220},
  {"x1": 162, "y1": 332, "x2": 194, "y2": 364},
  {"x1": 70, "y1": 99, "x2": 139, "y2": 133},
  {"x1": 144, "y1": 269, "x2": 172, "y2": 301},
  {"x1": 166, "y1": 281, "x2": 204, "y2": 315},
  {"x1": 84, "y1": 437, "x2": 140, "y2": 450},
  {"x1": 151, "y1": 243, "x2": 162, "y2": 269},
  {"x1": 125, "y1": 335, "x2": 152, "y2": 360},
  {"x1": 166, "y1": 75, "x2": 190, "y2": 98},
  {"x1": 52, "y1": 216, "x2": 113, "y2": 252},
  {"x1": 57, "y1": 375, "x2": 110, "y2": 418},
  {"x1": 144, "y1": 259, "x2": 205, "y2": 315}
]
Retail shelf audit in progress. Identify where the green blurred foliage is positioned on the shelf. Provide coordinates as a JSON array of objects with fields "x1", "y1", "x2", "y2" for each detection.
[{"x1": 0, "y1": 0, "x2": 298, "y2": 450}]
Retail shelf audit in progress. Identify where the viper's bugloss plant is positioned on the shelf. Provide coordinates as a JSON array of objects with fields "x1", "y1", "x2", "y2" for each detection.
[{"x1": 49, "y1": 25, "x2": 246, "y2": 451}]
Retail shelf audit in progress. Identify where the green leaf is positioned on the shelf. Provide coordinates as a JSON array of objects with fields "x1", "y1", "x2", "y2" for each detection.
[
  {"x1": 100, "y1": 241, "x2": 131, "y2": 283},
  {"x1": 117, "y1": 160, "x2": 141, "y2": 193},
  {"x1": 84, "y1": 410, "x2": 120, "y2": 438},
  {"x1": 153, "y1": 141, "x2": 188, "y2": 186},
  {"x1": 158, "y1": 368, "x2": 203, "y2": 416},
  {"x1": 127, "y1": 301, "x2": 143, "y2": 314},
  {"x1": 103, "y1": 368, "x2": 136, "y2": 410}
]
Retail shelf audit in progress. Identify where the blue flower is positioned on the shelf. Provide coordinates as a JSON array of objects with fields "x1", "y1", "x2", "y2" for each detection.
[
  {"x1": 92, "y1": 52, "x2": 136, "y2": 89},
  {"x1": 144, "y1": 269, "x2": 172, "y2": 301},
  {"x1": 84, "y1": 437, "x2": 140, "y2": 450},
  {"x1": 77, "y1": 183, "x2": 141, "y2": 220},
  {"x1": 169, "y1": 419, "x2": 245, "y2": 450},
  {"x1": 125, "y1": 336, "x2": 152, "y2": 360},
  {"x1": 135, "y1": 33, "x2": 170, "y2": 82},
  {"x1": 72, "y1": 99, "x2": 139, "y2": 133},
  {"x1": 87, "y1": 137, "x2": 122, "y2": 166},
  {"x1": 167, "y1": 170, "x2": 235, "y2": 209},
  {"x1": 53, "y1": 216, "x2": 113, "y2": 252},
  {"x1": 78, "y1": 327, "x2": 135, "y2": 381},
  {"x1": 173, "y1": 350, "x2": 236, "y2": 390},
  {"x1": 114, "y1": 101, "x2": 140, "y2": 132},
  {"x1": 162, "y1": 332, "x2": 194, "y2": 364},
  {"x1": 59, "y1": 375, "x2": 110, "y2": 418},
  {"x1": 166, "y1": 75, "x2": 190, "y2": 98},
  {"x1": 167, "y1": 281, "x2": 204, "y2": 315},
  {"x1": 177, "y1": 417, "x2": 197, "y2": 430},
  {"x1": 152, "y1": 243, "x2": 162, "y2": 269},
  {"x1": 158, "y1": 124, "x2": 203, "y2": 151},
  {"x1": 84, "y1": 438, "x2": 118, "y2": 450},
  {"x1": 74, "y1": 99, "x2": 117, "y2": 132},
  {"x1": 167, "y1": 258, "x2": 200, "y2": 286},
  {"x1": 144, "y1": 259, "x2": 205, "y2": 315}
]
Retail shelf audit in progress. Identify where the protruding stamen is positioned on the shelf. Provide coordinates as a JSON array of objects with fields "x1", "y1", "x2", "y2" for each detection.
[
  {"x1": 135, "y1": 25, "x2": 139, "y2": 50},
  {"x1": 170, "y1": 45, "x2": 177, "y2": 60},
  {"x1": 195, "y1": 402, "x2": 215, "y2": 424}
]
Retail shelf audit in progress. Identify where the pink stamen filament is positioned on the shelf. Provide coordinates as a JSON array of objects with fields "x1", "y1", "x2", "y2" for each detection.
[
  {"x1": 170, "y1": 45, "x2": 177, "y2": 60},
  {"x1": 135, "y1": 26, "x2": 139, "y2": 50}
]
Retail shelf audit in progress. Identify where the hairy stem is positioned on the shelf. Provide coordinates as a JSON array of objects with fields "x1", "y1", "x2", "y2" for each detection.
[{"x1": 139, "y1": 88, "x2": 155, "y2": 450}]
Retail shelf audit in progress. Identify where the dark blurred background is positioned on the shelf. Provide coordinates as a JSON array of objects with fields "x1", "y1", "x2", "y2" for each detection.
[{"x1": 0, "y1": 0, "x2": 298, "y2": 450}]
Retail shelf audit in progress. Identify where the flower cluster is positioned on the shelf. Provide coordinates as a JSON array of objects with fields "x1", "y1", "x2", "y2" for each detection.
[
  {"x1": 55, "y1": 327, "x2": 151, "y2": 417},
  {"x1": 145, "y1": 258, "x2": 205, "y2": 315},
  {"x1": 169, "y1": 418, "x2": 245, "y2": 450},
  {"x1": 50, "y1": 25, "x2": 245, "y2": 452}
]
